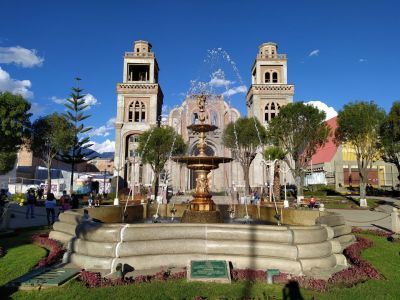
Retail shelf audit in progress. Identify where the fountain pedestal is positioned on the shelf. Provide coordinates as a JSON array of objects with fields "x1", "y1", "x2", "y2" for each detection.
[
  {"x1": 181, "y1": 210, "x2": 223, "y2": 223},
  {"x1": 172, "y1": 94, "x2": 232, "y2": 223}
]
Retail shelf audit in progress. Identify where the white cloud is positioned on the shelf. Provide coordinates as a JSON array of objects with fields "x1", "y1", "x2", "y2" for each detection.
[
  {"x1": 29, "y1": 102, "x2": 45, "y2": 115},
  {"x1": 89, "y1": 117, "x2": 115, "y2": 137},
  {"x1": 51, "y1": 93, "x2": 99, "y2": 109},
  {"x1": 0, "y1": 46, "x2": 44, "y2": 67},
  {"x1": 50, "y1": 96, "x2": 65, "y2": 104},
  {"x1": 309, "y1": 49, "x2": 320, "y2": 57},
  {"x1": 0, "y1": 67, "x2": 33, "y2": 98},
  {"x1": 83, "y1": 93, "x2": 99, "y2": 108},
  {"x1": 222, "y1": 85, "x2": 247, "y2": 97},
  {"x1": 305, "y1": 100, "x2": 338, "y2": 120},
  {"x1": 359, "y1": 58, "x2": 367, "y2": 63},
  {"x1": 90, "y1": 126, "x2": 110, "y2": 137},
  {"x1": 209, "y1": 69, "x2": 233, "y2": 87},
  {"x1": 106, "y1": 117, "x2": 115, "y2": 127},
  {"x1": 90, "y1": 139, "x2": 115, "y2": 153}
]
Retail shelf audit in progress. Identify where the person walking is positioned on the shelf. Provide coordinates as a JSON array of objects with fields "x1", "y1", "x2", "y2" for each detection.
[
  {"x1": 45, "y1": 193, "x2": 57, "y2": 226},
  {"x1": 71, "y1": 193, "x2": 79, "y2": 209},
  {"x1": 88, "y1": 193, "x2": 94, "y2": 208},
  {"x1": 25, "y1": 188, "x2": 36, "y2": 219},
  {"x1": 60, "y1": 190, "x2": 71, "y2": 211}
]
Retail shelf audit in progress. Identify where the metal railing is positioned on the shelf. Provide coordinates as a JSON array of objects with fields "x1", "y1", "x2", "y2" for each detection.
[
  {"x1": 125, "y1": 52, "x2": 154, "y2": 58},
  {"x1": 257, "y1": 53, "x2": 286, "y2": 59}
]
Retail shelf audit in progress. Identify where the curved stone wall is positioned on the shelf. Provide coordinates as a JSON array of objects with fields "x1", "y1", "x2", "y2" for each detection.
[{"x1": 50, "y1": 207, "x2": 356, "y2": 276}]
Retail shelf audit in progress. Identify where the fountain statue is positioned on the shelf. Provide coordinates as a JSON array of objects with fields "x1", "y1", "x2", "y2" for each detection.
[{"x1": 172, "y1": 94, "x2": 232, "y2": 223}]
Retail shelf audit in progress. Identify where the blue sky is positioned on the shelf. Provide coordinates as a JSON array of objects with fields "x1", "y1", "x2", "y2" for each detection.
[{"x1": 1, "y1": 0, "x2": 399, "y2": 152}]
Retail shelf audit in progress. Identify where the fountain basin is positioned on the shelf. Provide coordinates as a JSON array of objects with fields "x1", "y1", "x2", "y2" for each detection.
[
  {"x1": 172, "y1": 156, "x2": 232, "y2": 170},
  {"x1": 50, "y1": 205, "x2": 355, "y2": 276}
]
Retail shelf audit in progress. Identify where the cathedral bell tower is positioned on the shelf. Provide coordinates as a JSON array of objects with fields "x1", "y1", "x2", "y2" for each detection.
[
  {"x1": 246, "y1": 42, "x2": 294, "y2": 125},
  {"x1": 114, "y1": 40, "x2": 163, "y2": 186},
  {"x1": 246, "y1": 42, "x2": 295, "y2": 189}
]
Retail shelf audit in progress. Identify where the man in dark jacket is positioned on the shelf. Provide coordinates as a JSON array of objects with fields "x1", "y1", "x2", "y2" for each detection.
[{"x1": 25, "y1": 188, "x2": 36, "y2": 219}]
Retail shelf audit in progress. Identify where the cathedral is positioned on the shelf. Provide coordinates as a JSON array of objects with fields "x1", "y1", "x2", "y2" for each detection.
[{"x1": 113, "y1": 41, "x2": 294, "y2": 194}]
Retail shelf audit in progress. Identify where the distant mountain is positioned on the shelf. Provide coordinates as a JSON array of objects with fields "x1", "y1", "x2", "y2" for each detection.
[{"x1": 96, "y1": 152, "x2": 114, "y2": 159}]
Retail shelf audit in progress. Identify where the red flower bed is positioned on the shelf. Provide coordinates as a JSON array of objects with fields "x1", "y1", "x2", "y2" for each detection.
[
  {"x1": 351, "y1": 227, "x2": 393, "y2": 237},
  {"x1": 79, "y1": 227, "x2": 387, "y2": 292},
  {"x1": 79, "y1": 268, "x2": 187, "y2": 288},
  {"x1": 233, "y1": 234, "x2": 384, "y2": 292},
  {"x1": 0, "y1": 246, "x2": 6, "y2": 258},
  {"x1": 31, "y1": 233, "x2": 65, "y2": 268}
]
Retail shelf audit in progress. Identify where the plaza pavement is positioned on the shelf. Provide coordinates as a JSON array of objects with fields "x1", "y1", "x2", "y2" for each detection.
[
  {"x1": 327, "y1": 196, "x2": 399, "y2": 231},
  {"x1": 3, "y1": 196, "x2": 399, "y2": 232},
  {"x1": 5, "y1": 202, "x2": 58, "y2": 229}
]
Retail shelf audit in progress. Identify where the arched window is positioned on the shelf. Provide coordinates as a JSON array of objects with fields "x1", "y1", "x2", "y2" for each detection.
[
  {"x1": 211, "y1": 111, "x2": 218, "y2": 126},
  {"x1": 264, "y1": 104, "x2": 269, "y2": 122},
  {"x1": 264, "y1": 102, "x2": 281, "y2": 123},
  {"x1": 128, "y1": 101, "x2": 146, "y2": 122},
  {"x1": 265, "y1": 72, "x2": 271, "y2": 83},
  {"x1": 192, "y1": 112, "x2": 199, "y2": 124},
  {"x1": 272, "y1": 72, "x2": 278, "y2": 83}
]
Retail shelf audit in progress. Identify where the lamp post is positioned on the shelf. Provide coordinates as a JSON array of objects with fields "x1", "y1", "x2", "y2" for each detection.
[
  {"x1": 113, "y1": 159, "x2": 128, "y2": 206},
  {"x1": 102, "y1": 163, "x2": 111, "y2": 197}
]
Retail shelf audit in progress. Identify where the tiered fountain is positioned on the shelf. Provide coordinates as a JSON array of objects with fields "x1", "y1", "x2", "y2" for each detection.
[
  {"x1": 50, "y1": 97, "x2": 355, "y2": 277},
  {"x1": 172, "y1": 94, "x2": 232, "y2": 223}
]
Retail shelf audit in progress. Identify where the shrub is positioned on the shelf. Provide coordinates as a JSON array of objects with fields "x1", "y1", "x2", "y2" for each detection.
[
  {"x1": 31, "y1": 233, "x2": 65, "y2": 268},
  {"x1": 79, "y1": 268, "x2": 187, "y2": 288},
  {"x1": 0, "y1": 246, "x2": 6, "y2": 257},
  {"x1": 232, "y1": 235, "x2": 383, "y2": 292}
]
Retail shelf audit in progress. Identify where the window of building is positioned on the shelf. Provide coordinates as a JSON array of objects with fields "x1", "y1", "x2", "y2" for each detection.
[
  {"x1": 264, "y1": 102, "x2": 281, "y2": 123},
  {"x1": 192, "y1": 112, "x2": 199, "y2": 124},
  {"x1": 265, "y1": 72, "x2": 271, "y2": 83},
  {"x1": 211, "y1": 111, "x2": 218, "y2": 126},
  {"x1": 127, "y1": 64, "x2": 150, "y2": 81},
  {"x1": 264, "y1": 104, "x2": 269, "y2": 122},
  {"x1": 129, "y1": 136, "x2": 139, "y2": 143},
  {"x1": 272, "y1": 72, "x2": 278, "y2": 83},
  {"x1": 128, "y1": 101, "x2": 146, "y2": 122}
]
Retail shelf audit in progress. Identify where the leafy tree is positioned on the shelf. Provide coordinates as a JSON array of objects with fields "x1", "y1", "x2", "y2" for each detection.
[
  {"x1": 268, "y1": 102, "x2": 330, "y2": 197},
  {"x1": 223, "y1": 117, "x2": 266, "y2": 195},
  {"x1": 380, "y1": 101, "x2": 400, "y2": 181},
  {"x1": 137, "y1": 126, "x2": 186, "y2": 201},
  {"x1": 59, "y1": 78, "x2": 96, "y2": 192},
  {"x1": 30, "y1": 113, "x2": 75, "y2": 193},
  {"x1": 0, "y1": 92, "x2": 31, "y2": 174},
  {"x1": 264, "y1": 146, "x2": 286, "y2": 200},
  {"x1": 0, "y1": 151, "x2": 17, "y2": 175},
  {"x1": 336, "y1": 101, "x2": 385, "y2": 201}
]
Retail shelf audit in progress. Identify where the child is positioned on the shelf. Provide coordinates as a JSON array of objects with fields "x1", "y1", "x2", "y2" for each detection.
[{"x1": 88, "y1": 193, "x2": 93, "y2": 208}]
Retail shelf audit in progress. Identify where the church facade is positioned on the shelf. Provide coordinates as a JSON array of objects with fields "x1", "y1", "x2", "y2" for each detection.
[{"x1": 113, "y1": 41, "x2": 294, "y2": 194}]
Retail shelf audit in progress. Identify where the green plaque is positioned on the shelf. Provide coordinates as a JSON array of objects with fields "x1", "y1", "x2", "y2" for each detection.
[
  {"x1": 188, "y1": 260, "x2": 230, "y2": 283},
  {"x1": 20, "y1": 268, "x2": 80, "y2": 288}
]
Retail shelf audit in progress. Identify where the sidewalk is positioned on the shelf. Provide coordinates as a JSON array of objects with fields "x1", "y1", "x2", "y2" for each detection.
[
  {"x1": 327, "y1": 196, "x2": 399, "y2": 231},
  {"x1": 6, "y1": 203, "x2": 58, "y2": 229}
]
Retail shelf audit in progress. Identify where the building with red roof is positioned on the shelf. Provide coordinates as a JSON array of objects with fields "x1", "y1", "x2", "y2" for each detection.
[{"x1": 305, "y1": 117, "x2": 399, "y2": 190}]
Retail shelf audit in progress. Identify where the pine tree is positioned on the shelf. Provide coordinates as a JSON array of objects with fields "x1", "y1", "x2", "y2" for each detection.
[{"x1": 60, "y1": 78, "x2": 96, "y2": 192}]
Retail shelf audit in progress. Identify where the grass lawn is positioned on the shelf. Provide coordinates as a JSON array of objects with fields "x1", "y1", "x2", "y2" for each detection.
[
  {"x1": 2, "y1": 230, "x2": 400, "y2": 299},
  {"x1": 317, "y1": 196, "x2": 381, "y2": 209},
  {"x1": 0, "y1": 227, "x2": 48, "y2": 288}
]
